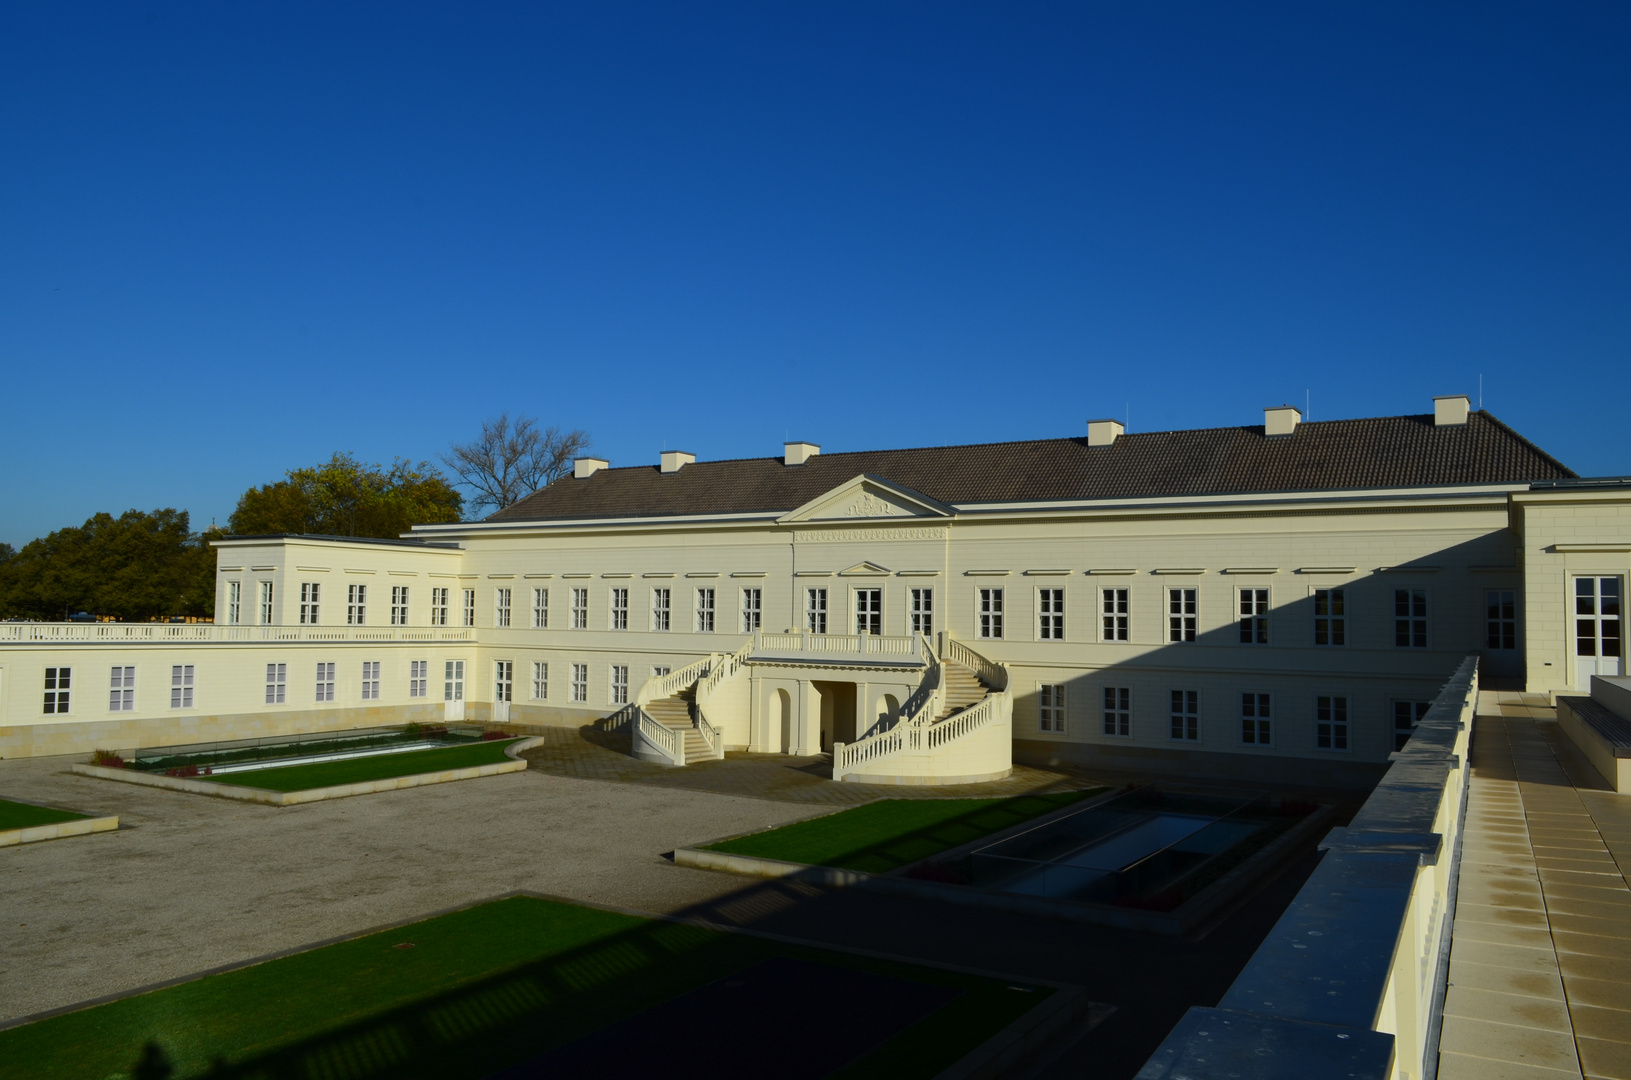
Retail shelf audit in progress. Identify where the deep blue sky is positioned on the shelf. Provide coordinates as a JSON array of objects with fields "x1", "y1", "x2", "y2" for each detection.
[{"x1": 3, "y1": 3, "x2": 1627, "y2": 546}]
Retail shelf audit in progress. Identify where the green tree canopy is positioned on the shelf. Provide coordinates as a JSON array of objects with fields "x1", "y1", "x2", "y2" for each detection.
[
  {"x1": 0, "y1": 510, "x2": 219, "y2": 620},
  {"x1": 229, "y1": 453, "x2": 463, "y2": 538}
]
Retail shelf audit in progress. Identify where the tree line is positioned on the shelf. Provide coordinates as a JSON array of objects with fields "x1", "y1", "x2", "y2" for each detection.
[{"x1": 0, "y1": 414, "x2": 588, "y2": 621}]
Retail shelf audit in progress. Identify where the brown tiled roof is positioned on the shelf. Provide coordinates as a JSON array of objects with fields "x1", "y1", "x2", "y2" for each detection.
[{"x1": 487, "y1": 411, "x2": 1574, "y2": 523}]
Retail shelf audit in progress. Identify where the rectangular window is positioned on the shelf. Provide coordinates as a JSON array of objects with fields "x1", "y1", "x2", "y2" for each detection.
[
  {"x1": 361, "y1": 661, "x2": 380, "y2": 700},
  {"x1": 1486, "y1": 590, "x2": 1517, "y2": 650},
  {"x1": 910, "y1": 588, "x2": 933, "y2": 635},
  {"x1": 227, "y1": 581, "x2": 241, "y2": 625},
  {"x1": 652, "y1": 588, "x2": 671, "y2": 631},
  {"x1": 1038, "y1": 589, "x2": 1065, "y2": 640},
  {"x1": 696, "y1": 588, "x2": 716, "y2": 632},
  {"x1": 855, "y1": 588, "x2": 881, "y2": 635},
  {"x1": 532, "y1": 661, "x2": 548, "y2": 700},
  {"x1": 1102, "y1": 588, "x2": 1129, "y2": 642},
  {"x1": 1393, "y1": 700, "x2": 1431, "y2": 751},
  {"x1": 806, "y1": 588, "x2": 828, "y2": 633},
  {"x1": 533, "y1": 587, "x2": 549, "y2": 629},
  {"x1": 1576, "y1": 577, "x2": 1623, "y2": 661},
  {"x1": 444, "y1": 660, "x2": 465, "y2": 701},
  {"x1": 1314, "y1": 589, "x2": 1346, "y2": 646},
  {"x1": 978, "y1": 588, "x2": 1004, "y2": 639},
  {"x1": 611, "y1": 664, "x2": 629, "y2": 704},
  {"x1": 315, "y1": 662, "x2": 335, "y2": 702},
  {"x1": 1170, "y1": 689, "x2": 1199, "y2": 741},
  {"x1": 347, "y1": 584, "x2": 367, "y2": 625},
  {"x1": 1038, "y1": 683, "x2": 1066, "y2": 732},
  {"x1": 653, "y1": 666, "x2": 671, "y2": 678},
  {"x1": 1240, "y1": 692, "x2": 1271, "y2": 745},
  {"x1": 742, "y1": 588, "x2": 762, "y2": 632},
  {"x1": 571, "y1": 663, "x2": 588, "y2": 703},
  {"x1": 431, "y1": 587, "x2": 449, "y2": 626},
  {"x1": 410, "y1": 660, "x2": 428, "y2": 698},
  {"x1": 1394, "y1": 589, "x2": 1428, "y2": 648},
  {"x1": 265, "y1": 663, "x2": 286, "y2": 704},
  {"x1": 169, "y1": 665, "x2": 195, "y2": 709},
  {"x1": 1103, "y1": 686, "x2": 1131, "y2": 737},
  {"x1": 1168, "y1": 589, "x2": 1197, "y2": 642},
  {"x1": 1317, "y1": 695, "x2": 1349, "y2": 751},
  {"x1": 259, "y1": 581, "x2": 274, "y2": 625},
  {"x1": 609, "y1": 588, "x2": 628, "y2": 631},
  {"x1": 571, "y1": 588, "x2": 588, "y2": 629},
  {"x1": 1238, "y1": 589, "x2": 1269, "y2": 644},
  {"x1": 109, "y1": 666, "x2": 135, "y2": 711},
  {"x1": 391, "y1": 586, "x2": 410, "y2": 626},
  {"x1": 462, "y1": 589, "x2": 476, "y2": 627},
  {"x1": 43, "y1": 667, "x2": 71, "y2": 714},
  {"x1": 495, "y1": 660, "x2": 512, "y2": 704},
  {"x1": 495, "y1": 587, "x2": 512, "y2": 628},
  {"x1": 299, "y1": 582, "x2": 321, "y2": 625}
]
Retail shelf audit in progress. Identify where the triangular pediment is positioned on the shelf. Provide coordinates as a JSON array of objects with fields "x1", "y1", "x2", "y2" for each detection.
[
  {"x1": 779, "y1": 475, "x2": 953, "y2": 524},
  {"x1": 839, "y1": 561, "x2": 892, "y2": 576}
]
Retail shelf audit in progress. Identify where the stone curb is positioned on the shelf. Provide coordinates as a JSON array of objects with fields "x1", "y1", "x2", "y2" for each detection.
[
  {"x1": 67, "y1": 737, "x2": 543, "y2": 806},
  {"x1": 0, "y1": 814, "x2": 120, "y2": 847}
]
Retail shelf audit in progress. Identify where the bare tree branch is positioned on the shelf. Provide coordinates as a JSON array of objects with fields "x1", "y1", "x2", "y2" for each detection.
[{"x1": 442, "y1": 413, "x2": 590, "y2": 515}]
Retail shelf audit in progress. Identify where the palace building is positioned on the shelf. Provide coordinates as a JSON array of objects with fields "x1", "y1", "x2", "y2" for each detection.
[{"x1": 2, "y1": 395, "x2": 1625, "y2": 788}]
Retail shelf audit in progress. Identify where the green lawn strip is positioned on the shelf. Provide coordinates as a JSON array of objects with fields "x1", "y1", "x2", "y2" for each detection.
[
  {"x1": 706, "y1": 788, "x2": 1107, "y2": 874},
  {"x1": 0, "y1": 895, "x2": 1049, "y2": 1080},
  {"x1": 0, "y1": 798, "x2": 87, "y2": 831},
  {"x1": 208, "y1": 738, "x2": 524, "y2": 791}
]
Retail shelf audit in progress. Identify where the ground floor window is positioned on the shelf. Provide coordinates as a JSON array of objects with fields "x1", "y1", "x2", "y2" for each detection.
[
  {"x1": 315, "y1": 662, "x2": 335, "y2": 702},
  {"x1": 361, "y1": 661, "x2": 380, "y2": 700},
  {"x1": 265, "y1": 663, "x2": 286, "y2": 704},
  {"x1": 1170, "y1": 690, "x2": 1198, "y2": 741},
  {"x1": 43, "y1": 667, "x2": 71, "y2": 714},
  {"x1": 1038, "y1": 684, "x2": 1065, "y2": 732},
  {"x1": 1240, "y1": 693, "x2": 1271, "y2": 745},
  {"x1": 571, "y1": 663, "x2": 588, "y2": 703},
  {"x1": 444, "y1": 660, "x2": 464, "y2": 702},
  {"x1": 1316, "y1": 694, "x2": 1349, "y2": 750},
  {"x1": 532, "y1": 662, "x2": 548, "y2": 699},
  {"x1": 410, "y1": 660, "x2": 428, "y2": 698},
  {"x1": 170, "y1": 665, "x2": 195, "y2": 709},
  {"x1": 1393, "y1": 700, "x2": 1430, "y2": 751},
  {"x1": 109, "y1": 666, "x2": 135, "y2": 711},
  {"x1": 611, "y1": 664, "x2": 629, "y2": 704},
  {"x1": 495, "y1": 661, "x2": 513, "y2": 704},
  {"x1": 1103, "y1": 687, "x2": 1130, "y2": 737},
  {"x1": 1486, "y1": 589, "x2": 1517, "y2": 651}
]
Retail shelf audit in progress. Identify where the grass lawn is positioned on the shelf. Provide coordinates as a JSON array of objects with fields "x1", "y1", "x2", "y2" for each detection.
[
  {"x1": 0, "y1": 797, "x2": 88, "y2": 831},
  {"x1": 706, "y1": 789, "x2": 1107, "y2": 874},
  {"x1": 210, "y1": 738, "x2": 524, "y2": 792},
  {"x1": 0, "y1": 895, "x2": 1050, "y2": 1080}
]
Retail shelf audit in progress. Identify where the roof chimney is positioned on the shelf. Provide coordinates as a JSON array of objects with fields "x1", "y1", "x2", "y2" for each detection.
[
  {"x1": 573, "y1": 457, "x2": 610, "y2": 479},
  {"x1": 1264, "y1": 404, "x2": 1302, "y2": 437},
  {"x1": 659, "y1": 450, "x2": 695, "y2": 474},
  {"x1": 1087, "y1": 419, "x2": 1124, "y2": 447},
  {"x1": 1433, "y1": 395, "x2": 1471, "y2": 426},
  {"x1": 784, "y1": 441, "x2": 820, "y2": 466}
]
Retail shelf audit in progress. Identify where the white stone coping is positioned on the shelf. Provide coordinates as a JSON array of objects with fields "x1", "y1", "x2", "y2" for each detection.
[
  {"x1": 0, "y1": 814, "x2": 120, "y2": 847},
  {"x1": 69, "y1": 738, "x2": 542, "y2": 806}
]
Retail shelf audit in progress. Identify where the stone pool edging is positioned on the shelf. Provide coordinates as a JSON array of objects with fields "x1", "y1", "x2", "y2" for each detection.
[
  {"x1": 674, "y1": 801, "x2": 1336, "y2": 936},
  {"x1": 68, "y1": 737, "x2": 543, "y2": 805},
  {"x1": 0, "y1": 813, "x2": 120, "y2": 847}
]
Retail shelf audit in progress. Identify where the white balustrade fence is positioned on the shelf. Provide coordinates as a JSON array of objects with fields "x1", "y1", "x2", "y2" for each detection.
[{"x1": 0, "y1": 623, "x2": 476, "y2": 645}]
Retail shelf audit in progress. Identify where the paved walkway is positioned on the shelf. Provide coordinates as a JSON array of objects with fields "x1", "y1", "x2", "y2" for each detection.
[{"x1": 1439, "y1": 693, "x2": 1631, "y2": 1080}]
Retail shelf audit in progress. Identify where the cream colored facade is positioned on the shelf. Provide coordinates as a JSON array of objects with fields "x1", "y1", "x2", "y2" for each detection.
[{"x1": 2, "y1": 404, "x2": 1624, "y2": 787}]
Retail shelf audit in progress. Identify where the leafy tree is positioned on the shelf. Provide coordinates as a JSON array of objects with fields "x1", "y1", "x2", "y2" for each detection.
[
  {"x1": 0, "y1": 510, "x2": 221, "y2": 620},
  {"x1": 443, "y1": 413, "x2": 590, "y2": 515},
  {"x1": 229, "y1": 453, "x2": 463, "y2": 538}
]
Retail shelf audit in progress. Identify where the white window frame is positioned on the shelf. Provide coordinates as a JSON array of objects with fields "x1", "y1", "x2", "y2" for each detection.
[
  {"x1": 571, "y1": 588, "x2": 588, "y2": 630},
  {"x1": 361, "y1": 661, "x2": 380, "y2": 700},
  {"x1": 462, "y1": 588, "x2": 476, "y2": 628},
  {"x1": 910, "y1": 588, "x2": 933, "y2": 636},
  {"x1": 444, "y1": 660, "x2": 465, "y2": 702},
  {"x1": 227, "y1": 581, "x2": 241, "y2": 625},
  {"x1": 978, "y1": 588, "x2": 1004, "y2": 639},
  {"x1": 1238, "y1": 588, "x2": 1269, "y2": 645},
  {"x1": 609, "y1": 588, "x2": 629, "y2": 631},
  {"x1": 495, "y1": 660, "x2": 513, "y2": 704},
  {"x1": 109, "y1": 665, "x2": 135, "y2": 711},
  {"x1": 1486, "y1": 589, "x2": 1518, "y2": 651},
  {"x1": 1038, "y1": 683, "x2": 1066, "y2": 733},
  {"x1": 169, "y1": 665, "x2": 194, "y2": 709},
  {"x1": 410, "y1": 660, "x2": 428, "y2": 698},
  {"x1": 1102, "y1": 686, "x2": 1131, "y2": 737},
  {"x1": 855, "y1": 588, "x2": 882, "y2": 635},
  {"x1": 696, "y1": 588, "x2": 716, "y2": 633},
  {"x1": 533, "y1": 587, "x2": 549, "y2": 629},
  {"x1": 1169, "y1": 689, "x2": 1199, "y2": 741},
  {"x1": 1240, "y1": 692, "x2": 1272, "y2": 745},
  {"x1": 347, "y1": 584, "x2": 367, "y2": 626},
  {"x1": 258, "y1": 581, "x2": 274, "y2": 625},
  {"x1": 532, "y1": 661, "x2": 548, "y2": 700},
  {"x1": 1037, "y1": 588, "x2": 1064, "y2": 641},
  {"x1": 806, "y1": 588, "x2": 828, "y2": 634},
  {"x1": 1314, "y1": 588, "x2": 1346, "y2": 647},
  {"x1": 611, "y1": 664, "x2": 629, "y2": 704},
  {"x1": 299, "y1": 582, "x2": 321, "y2": 625},
  {"x1": 742, "y1": 587, "x2": 762, "y2": 633},
  {"x1": 1101, "y1": 588, "x2": 1128, "y2": 642},
  {"x1": 265, "y1": 662, "x2": 287, "y2": 704},
  {"x1": 495, "y1": 587, "x2": 512, "y2": 628},
  {"x1": 315, "y1": 662, "x2": 336, "y2": 703},
  {"x1": 1395, "y1": 589, "x2": 1429, "y2": 648},
  {"x1": 652, "y1": 587, "x2": 671, "y2": 631},
  {"x1": 391, "y1": 585, "x2": 410, "y2": 626},
  {"x1": 1168, "y1": 588, "x2": 1196, "y2": 643},
  {"x1": 431, "y1": 587, "x2": 449, "y2": 626},
  {"x1": 571, "y1": 662, "x2": 588, "y2": 703},
  {"x1": 1316, "y1": 694, "x2": 1350, "y2": 751},
  {"x1": 43, "y1": 667, "x2": 71, "y2": 714}
]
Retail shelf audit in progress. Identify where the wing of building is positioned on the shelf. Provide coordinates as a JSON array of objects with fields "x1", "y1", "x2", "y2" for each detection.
[{"x1": 3, "y1": 395, "x2": 1625, "y2": 789}]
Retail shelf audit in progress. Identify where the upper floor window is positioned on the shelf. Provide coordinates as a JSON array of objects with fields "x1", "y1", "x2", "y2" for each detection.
[
  {"x1": 696, "y1": 588, "x2": 716, "y2": 633},
  {"x1": 1038, "y1": 683, "x2": 1065, "y2": 732},
  {"x1": 652, "y1": 588, "x2": 671, "y2": 631},
  {"x1": 609, "y1": 588, "x2": 628, "y2": 631},
  {"x1": 1395, "y1": 589, "x2": 1428, "y2": 648},
  {"x1": 299, "y1": 583, "x2": 321, "y2": 625},
  {"x1": 259, "y1": 581, "x2": 274, "y2": 625},
  {"x1": 910, "y1": 588, "x2": 933, "y2": 636},
  {"x1": 533, "y1": 587, "x2": 549, "y2": 629},
  {"x1": 1168, "y1": 589, "x2": 1196, "y2": 642},
  {"x1": 855, "y1": 589, "x2": 881, "y2": 635},
  {"x1": 391, "y1": 586, "x2": 410, "y2": 626},
  {"x1": 170, "y1": 665, "x2": 195, "y2": 709},
  {"x1": 742, "y1": 588, "x2": 762, "y2": 633},
  {"x1": 462, "y1": 589, "x2": 476, "y2": 628},
  {"x1": 1102, "y1": 588, "x2": 1128, "y2": 642},
  {"x1": 1240, "y1": 692, "x2": 1271, "y2": 745},
  {"x1": 1314, "y1": 589, "x2": 1345, "y2": 646},
  {"x1": 495, "y1": 587, "x2": 512, "y2": 628},
  {"x1": 1316, "y1": 695, "x2": 1349, "y2": 751},
  {"x1": 1238, "y1": 589, "x2": 1268, "y2": 645},
  {"x1": 430, "y1": 587, "x2": 449, "y2": 626},
  {"x1": 571, "y1": 588, "x2": 588, "y2": 630},
  {"x1": 347, "y1": 584, "x2": 367, "y2": 626},
  {"x1": 978, "y1": 588, "x2": 1004, "y2": 639},
  {"x1": 227, "y1": 581, "x2": 241, "y2": 625},
  {"x1": 807, "y1": 588, "x2": 828, "y2": 634},
  {"x1": 1038, "y1": 589, "x2": 1064, "y2": 640},
  {"x1": 110, "y1": 666, "x2": 135, "y2": 711},
  {"x1": 1486, "y1": 590, "x2": 1517, "y2": 651}
]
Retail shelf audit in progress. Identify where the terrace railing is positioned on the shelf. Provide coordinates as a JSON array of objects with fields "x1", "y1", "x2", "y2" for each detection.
[{"x1": 750, "y1": 630, "x2": 923, "y2": 659}]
